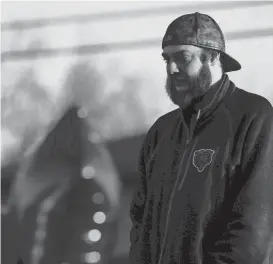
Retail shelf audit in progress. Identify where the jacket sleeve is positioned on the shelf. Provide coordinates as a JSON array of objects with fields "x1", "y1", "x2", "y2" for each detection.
[
  {"x1": 207, "y1": 104, "x2": 273, "y2": 264},
  {"x1": 129, "y1": 142, "x2": 147, "y2": 263}
]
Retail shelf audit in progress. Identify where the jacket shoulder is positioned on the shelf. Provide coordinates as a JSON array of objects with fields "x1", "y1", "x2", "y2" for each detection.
[
  {"x1": 142, "y1": 108, "x2": 180, "y2": 151},
  {"x1": 231, "y1": 88, "x2": 273, "y2": 116},
  {"x1": 149, "y1": 108, "x2": 180, "y2": 134}
]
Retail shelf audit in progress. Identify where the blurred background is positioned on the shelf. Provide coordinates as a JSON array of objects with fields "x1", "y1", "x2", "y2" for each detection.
[{"x1": 1, "y1": 1, "x2": 273, "y2": 264}]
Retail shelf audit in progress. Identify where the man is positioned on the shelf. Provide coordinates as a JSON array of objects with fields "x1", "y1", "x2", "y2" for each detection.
[{"x1": 129, "y1": 12, "x2": 273, "y2": 264}]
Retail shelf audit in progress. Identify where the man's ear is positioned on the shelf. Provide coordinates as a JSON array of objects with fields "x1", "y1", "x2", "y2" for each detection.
[{"x1": 210, "y1": 53, "x2": 221, "y2": 66}]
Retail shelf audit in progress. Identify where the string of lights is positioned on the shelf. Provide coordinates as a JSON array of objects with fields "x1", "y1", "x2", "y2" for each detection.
[{"x1": 78, "y1": 107, "x2": 109, "y2": 264}]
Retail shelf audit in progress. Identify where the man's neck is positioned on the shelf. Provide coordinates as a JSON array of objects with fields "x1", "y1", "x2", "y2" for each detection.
[
  {"x1": 210, "y1": 73, "x2": 224, "y2": 91},
  {"x1": 181, "y1": 73, "x2": 225, "y2": 124},
  {"x1": 210, "y1": 67, "x2": 223, "y2": 86}
]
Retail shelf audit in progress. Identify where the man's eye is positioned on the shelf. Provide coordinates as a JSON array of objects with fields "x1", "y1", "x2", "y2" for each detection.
[{"x1": 174, "y1": 53, "x2": 191, "y2": 62}]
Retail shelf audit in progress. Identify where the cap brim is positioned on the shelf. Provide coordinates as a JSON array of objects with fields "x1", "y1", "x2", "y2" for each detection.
[{"x1": 220, "y1": 51, "x2": 241, "y2": 72}]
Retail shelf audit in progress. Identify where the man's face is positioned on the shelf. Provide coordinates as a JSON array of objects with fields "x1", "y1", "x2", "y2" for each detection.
[{"x1": 162, "y1": 45, "x2": 212, "y2": 108}]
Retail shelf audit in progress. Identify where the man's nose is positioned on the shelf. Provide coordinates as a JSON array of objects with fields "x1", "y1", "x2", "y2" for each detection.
[{"x1": 167, "y1": 61, "x2": 179, "y2": 75}]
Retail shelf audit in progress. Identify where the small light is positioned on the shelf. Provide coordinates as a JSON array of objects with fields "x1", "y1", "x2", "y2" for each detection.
[
  {"x1": 84, "y1": 252, "x2": 101, "y2": 263},
  {"x1": 93, "y1": 212, "x2": 106, "y2": 224},
  {"x1": 87, "y1": 229, "x2": 101, "y2": 242},
  {"x1": 43, "y1": 198, "x2": 55, "y2": 211},
  {"x1": 88, "y1": 132, "x2": 101, "y2": 144},
  {"x1": 32, "y1": 247, "x2": 43, "y2": 257},
  {"x1": 82, "y1": 165, "x2": 96, "y2": 179},
  {"x1": 77, "y1": 107, "x2": 88, "y2": 118},
  {"x1": 1, "y1": 205, "x2": 10, "y2": 215},
  {"x1": 92, "y1": 192, "x2": 104, "y2": 204},
  {"x1": 35, "y1": 230, "x2": 46, "y2": 240}
]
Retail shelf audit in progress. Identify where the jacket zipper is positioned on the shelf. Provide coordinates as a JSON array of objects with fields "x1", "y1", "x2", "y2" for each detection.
[
  {"x1": 179, "y1": 109, "x2": 201, "y2": 190},
  {"x1": 156, "y1": 144, "x2": 189, "y2": 264},
  {"x1": 157, "y1": 109, "x2": 201, "y2": 264},
  {"x1": 178, "y1": 141, "x2": 197, "y2": 190}
]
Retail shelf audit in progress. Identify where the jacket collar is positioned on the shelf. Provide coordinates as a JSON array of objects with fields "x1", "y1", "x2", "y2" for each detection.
[{"x1": 180, "y1": 73, "x2": 235, "y2": 122}]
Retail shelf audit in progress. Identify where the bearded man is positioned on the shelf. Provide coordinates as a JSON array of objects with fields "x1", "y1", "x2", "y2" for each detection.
[{"x1": 129, "y1": 12, "x2": 273, "y2": 264}]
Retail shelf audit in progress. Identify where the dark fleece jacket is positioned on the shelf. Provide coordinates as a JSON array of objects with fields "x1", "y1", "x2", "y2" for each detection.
[{"x1": 129, "y1": 74, "x2": 273, "y2": 264}]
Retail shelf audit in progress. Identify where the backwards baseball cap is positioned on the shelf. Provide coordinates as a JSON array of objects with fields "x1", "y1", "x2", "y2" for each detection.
[{"x1": 162, "y1": 12, "x2": 241, "y2": 72}]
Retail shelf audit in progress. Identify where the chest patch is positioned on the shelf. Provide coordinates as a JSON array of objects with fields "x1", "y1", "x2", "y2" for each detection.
[{"x1": 193, "y1": 149, "x2": 215, "y2": 172}]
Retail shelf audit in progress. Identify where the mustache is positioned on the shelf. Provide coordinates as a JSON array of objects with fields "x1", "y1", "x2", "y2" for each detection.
[{"x1": 169, "y1": 72, "x2": 189, "y2": 81}]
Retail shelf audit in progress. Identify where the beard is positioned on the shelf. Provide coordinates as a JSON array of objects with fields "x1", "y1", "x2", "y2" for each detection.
[{"x1": 165, "y1": 62, "x2": 212, "y2": 109}]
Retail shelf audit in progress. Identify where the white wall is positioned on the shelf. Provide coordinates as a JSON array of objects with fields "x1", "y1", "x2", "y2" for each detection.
[{"x1": 2, "y1": 1, "x2": 273, "y2": 142}]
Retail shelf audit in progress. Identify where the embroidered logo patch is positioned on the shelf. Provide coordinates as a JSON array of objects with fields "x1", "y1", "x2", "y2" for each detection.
[{"x1": 193, "y1": 149, "x2": 215, "y2": 172}]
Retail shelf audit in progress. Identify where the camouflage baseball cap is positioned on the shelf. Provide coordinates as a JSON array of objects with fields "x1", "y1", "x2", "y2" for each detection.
[{"x1": 162, "y1": 12, "x2": 241, "y2": 72}]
